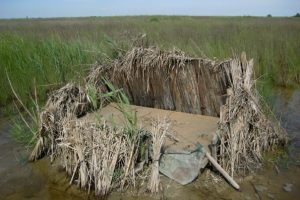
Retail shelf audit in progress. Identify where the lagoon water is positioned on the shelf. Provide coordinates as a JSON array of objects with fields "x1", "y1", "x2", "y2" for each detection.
[{"x1": 0, "y1": 89, "x2": 299, "y2": 200}]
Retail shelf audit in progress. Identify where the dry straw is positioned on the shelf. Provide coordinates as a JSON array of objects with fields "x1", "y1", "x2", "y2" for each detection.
[
  {"x1": 93, "y1": 46, "x2": 232, "y2": 116},
  {"x1": 58, "y1": 119, "x2": 133, "y2": 196},
  {"x1": 29, "y1": 47, "x2": 288, "y2": 197},
  {"x1": 218, "y1": 53, "x2": 287, "y2": 176},
  {"x1": 147, "y1": 117, "x2": 170, "y2": 193},
  {"x1": 29, "y1": 83, "x2": 90, "y2": 161}
]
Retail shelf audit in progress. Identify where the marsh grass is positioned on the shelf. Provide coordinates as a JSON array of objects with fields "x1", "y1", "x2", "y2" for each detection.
[
  {"x1": 10, "y1": 117, "x2": 37, "y2": 146},
  {"x1": 0, "y1": 34, "x2": 96, "y2": 112},
  {"x1": 263, "y1": 148, "x2": 291, "y2": 169},
  {"x1": 1, "y1": 16, "x2": 300, "y2": 113},
  {"x1": 102, "y1": 78, "x2": 138, "y2": 139},
  {"x1": 86, "y1": 84, "x2": 98, "y2": 110}
]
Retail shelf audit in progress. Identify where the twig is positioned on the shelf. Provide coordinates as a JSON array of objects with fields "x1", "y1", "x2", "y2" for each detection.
[{"x1": 6, "y1": 69, "x2": 35, "y2": 121}]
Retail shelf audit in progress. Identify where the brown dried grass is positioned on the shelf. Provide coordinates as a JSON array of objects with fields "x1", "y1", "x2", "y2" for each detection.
[
  {"x1": 29, "y1": 83, "x2": 90, "y2": 161},
  {"x1": 29, "y1": 47, "x2": 288, "y2": 196},
  {"x1": 147, "y1": 117, "x2": 170, "y2": 193},
  {"x1": 58, "y1": 119, "x2": 135, "y2": 196},
  {"x1": 108, "y1": 46, "x2": 231, "y2": 116},
  {"x1": 218, "y1": 53, "x2": 288, "y2": 176}
]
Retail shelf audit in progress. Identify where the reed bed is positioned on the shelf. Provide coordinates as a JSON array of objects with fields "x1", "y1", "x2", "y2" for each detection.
[{"x1": 1, "y1": 16, "x2": 300, "y2": 115}]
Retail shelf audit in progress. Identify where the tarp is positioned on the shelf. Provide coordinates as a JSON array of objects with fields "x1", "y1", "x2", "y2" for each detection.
[{"x1": 159, "y1": 144, "x2": 207, "y2": 185}]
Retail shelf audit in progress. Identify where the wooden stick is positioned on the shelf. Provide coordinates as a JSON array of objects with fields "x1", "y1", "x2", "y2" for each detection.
[{"x1": 205, "y1": 152, "x2": 240, "y2": 190}]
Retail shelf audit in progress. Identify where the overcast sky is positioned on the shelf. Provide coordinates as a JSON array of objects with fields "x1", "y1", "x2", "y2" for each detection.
[{"x1": 0, "y1": 0, "x2": 299, "y2": 19}]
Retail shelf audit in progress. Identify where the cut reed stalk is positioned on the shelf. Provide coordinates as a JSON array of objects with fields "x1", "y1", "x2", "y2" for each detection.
[
  {"x1": 218, "y1": 53, "x2": 288, "y2": 176},
  {"x1": 147, "y1": 117, "x2": 170, "y2": 193}
]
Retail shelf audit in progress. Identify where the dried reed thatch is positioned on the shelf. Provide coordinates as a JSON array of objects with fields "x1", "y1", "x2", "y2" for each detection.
[
  {"x1": 92, "y1": 46, "x2": 231, "y2": 117},
  {"x1": 30, "y1": 46, "x2": 287, "y2": 197},
  {"x1": 30, "y1": 83, "x2": 90, "y2": 161},
  {"x1": 147, "y1": 118, "x2": 170, "y2": 193},
  {"x1": 58, "y1": 119, "x2": 138, "y2": 196},
  {"x1": 86, "y1": 47, "x2": 287, "y2": 176},
  {"x1": 218, "y1": 53, "x2": 287, "y2": 176},
  {"x1": 86, "y1": 64, "x2": 110, "y2": 95},
  {"x1": 28, "y1": 79, "x2": 162, "y2": 196}
]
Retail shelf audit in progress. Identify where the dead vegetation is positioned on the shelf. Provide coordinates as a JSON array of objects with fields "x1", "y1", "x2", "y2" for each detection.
[
  {"x1": 28, "y1": 74, "x2": 172, "y2": 196},
  {"x1": 28, "y1": 46, "x2": 287, "y2": 197},
  {"x1": 58, "y1": 119, "x2": 136, "y2": 196},
  {"x1": 218, "y1": 53, "x2": 288, "y2": 176},
  {"x1": 147, "y1": 118, "x2": 170, "y2": 193},
  {"x1": 29, "y1": 83, "x2": 90, "y2": 161},
  {"x1": 91, "y1": 46, "x2": 231, "y2": 116}
]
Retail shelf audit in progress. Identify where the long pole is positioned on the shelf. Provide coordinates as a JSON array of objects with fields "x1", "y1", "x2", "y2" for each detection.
[{"x1": 205, "y1": 152, "x2": 240, "y2": 190}]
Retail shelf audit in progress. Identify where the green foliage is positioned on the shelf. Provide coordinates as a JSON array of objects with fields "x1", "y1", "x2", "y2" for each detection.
[
  {"x1": 0, "y1": 34, "x2": 99, "y2": 112},
  {"x1": 10, "y1": 118, "x2": 37, "y2": 147},
  {"x1": 87, "y1": 84, "x2": 98, "y2": 110},
  {"x1": 102, "y1": 78, "x2": 138, "y2": 139},
  {"x1": 264, "y1": 147, "x2": 292, "y2": 169},
  {"x1": 150, "y1": 17, "x2": 159, "y2": 22},
  {"x1": 0, "y1": 16, "x2": 300, "y2": 112}
]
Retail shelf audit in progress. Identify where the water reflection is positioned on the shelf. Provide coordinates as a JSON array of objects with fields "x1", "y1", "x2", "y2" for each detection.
[{"x1": 270, "y1": 89, "x2": 300, "y2": 163}]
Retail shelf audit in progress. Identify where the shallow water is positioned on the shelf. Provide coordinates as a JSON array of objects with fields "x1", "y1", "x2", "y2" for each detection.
[
  {"x1": 0, "y1": 88, "x2": 299, "y2": 200},
  {"x1": 270, "y1": 88, "x2": 300, "y2": 161},
  {"x1": 0, "y1": 118, "x2": 88, "y2": 200}
]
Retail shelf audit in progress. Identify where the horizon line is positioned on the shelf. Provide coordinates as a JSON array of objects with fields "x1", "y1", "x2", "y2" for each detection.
[{"x1": 1, "y1": 14, "x2": 298, "y2": 20}]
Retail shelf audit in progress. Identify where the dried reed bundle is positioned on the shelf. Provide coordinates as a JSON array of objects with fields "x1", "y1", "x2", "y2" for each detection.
[
  {"x1": 57, "y1": 119, "x2": 137, "y2": 196},
  {"x1": 86, "y1": 64, "x2": 110, "y2": 94},
  {"x1": 29, "y1": 77, "x2": 145, "y2": 196},
  {"x1": 147, "y1": 118, "x2": 170, "y2": 193},
  {"x1": 113, "y1": 47, "x2": 187, "y2": 77},
  {"x1": 29, "y1": 83, "x2": 90, "y2": 161},
  {"x1": 218, "y1": 53, "x2": 287, "y2": 176}
]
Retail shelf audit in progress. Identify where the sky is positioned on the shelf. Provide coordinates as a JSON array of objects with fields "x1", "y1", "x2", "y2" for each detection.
[{"x1": 0, "y1": 0, "x2": 299, "y2": 19}]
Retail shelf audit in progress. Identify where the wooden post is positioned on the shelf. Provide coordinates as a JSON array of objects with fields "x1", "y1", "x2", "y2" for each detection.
[
  {"x1": 205, "y1": 152, "x2": 240, "y2": 190},
  {"x1": 210, "y1": 133, "x2": 218, "y2": 160}
]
